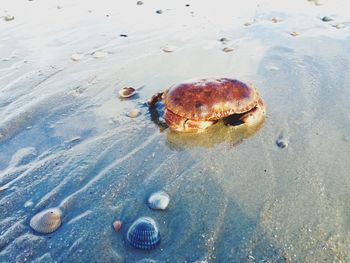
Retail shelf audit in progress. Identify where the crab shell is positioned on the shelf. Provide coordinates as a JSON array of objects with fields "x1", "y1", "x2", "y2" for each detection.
[{"x1": 162, "y1": 78, "x2": 266, "y2": 132}]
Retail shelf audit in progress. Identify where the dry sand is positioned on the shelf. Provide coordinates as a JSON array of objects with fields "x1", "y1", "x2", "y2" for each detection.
[{"x1": 0, "y1": 0, "x2": 350, "y2": 262}]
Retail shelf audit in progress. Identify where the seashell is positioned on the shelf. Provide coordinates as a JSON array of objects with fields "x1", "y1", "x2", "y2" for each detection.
[
  {"x1": 30, "y1": 208, "x2": 62, "y2": 234},
  {"x1": 271, "y1": 17, "x2": 283, "y2": 23},
  {"x1": 222, "y1": 47, "x2": 234, "y2": 53},
  {"x1": 333, "y1": 23, "x2": 345, "y2": 29},
  {"x1": 290, "y1": 31, "x2": 300, "y2": 37},
  {"x1": 137, "y1": 1, "x2": 144, "y2": 5},
  {"x1": 244, "y1": 22, "x2": 252, "y2": 26},
  {"x1": 127, "y1": 217, "x2": 161, "y2": 250},
  {"x1": 127, "y1": 109, "x2": 140, "y2": 118},
  {"x1": 147, "y1": 191, "x2": 170, "y2": 210},
  {"x1": 321, "y1": 16, "x2": 333, "y2": 22},
  {"x1": 119, "y1": 87, "x2": 136, "y2": 98},
  {"x1": 276, "y1": 134, "x2": 289, "y2": 149},
  {"x1": 113, "y1": 220, "x2": 122, "y2": 232},
  {"x1": 71, "y1": 53, "x2": 84, "y2": 61},
  {"x1": 161, "y1": 45, "x2": 176, "y2": 53},
  {"x1": 4, "y1": 15, "x2": 15, "y2": 21},
  {"x1": 93, "y1": 51, "x2": 108, "y2": 58}
]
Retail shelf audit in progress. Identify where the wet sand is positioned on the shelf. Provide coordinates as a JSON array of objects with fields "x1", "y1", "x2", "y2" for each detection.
[{"x1": 0, "y1": 0, "x2": 350, "y2": 262}]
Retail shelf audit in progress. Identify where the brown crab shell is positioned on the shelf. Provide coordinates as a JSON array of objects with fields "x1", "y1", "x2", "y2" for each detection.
[{"x1": 162, "y1": 78, "x2": 261, "y2": 121}]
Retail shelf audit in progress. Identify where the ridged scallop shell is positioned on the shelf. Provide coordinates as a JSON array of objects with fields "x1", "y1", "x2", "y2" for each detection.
[
  {"x1": 127, "y1": 217, "x2": 161, "y2": 250},
  {"x1": 147, "y1": 191, "x2": 170, "y2": 210},
  {"x1": 30, "y1": 208, "x2": 62, "y2": 234}
]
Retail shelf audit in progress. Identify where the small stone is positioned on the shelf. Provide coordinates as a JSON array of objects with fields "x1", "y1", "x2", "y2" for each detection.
[
  {"x1": 4, "y1": 15, "x2": 15, "y2": 21},
  {"x1": 321, "y1": 16, "x2": 333, "y2": 22},
  {"x1": 120, "y1": 34, "x2": 128, "y2": 37},
  {"x1": 276, "y1": 138, "x2": 289, "y2": 149},
  {"x1": 185, "y1": 4, "x2": 190, "y2": 7},
  {"x1": 24, "y1": 200, "x2": 34, "y2": 208},
  {"x1": 136, "y1": 1, "x2": 143, "y2": 5},
  {"x1": 127, "y1": 109, "x2": 140, "y2": 118},
  {"x1": 290, "y1": 31, "x2": 300, "y2": 37},
  {"x1": 222, "y1": 47, "x2": 234, "y2": 53},
  {"x1": 71, "y1": 53, "x2": 84, "y2": 61},
  {"x1": 156, "y1": 10, "x2": 163, "y2": 14},
  {"x1": 113, "y1": 220, "x2": 122, "y2": 232},
  {"x1": 93, "y1": 51, "x2": 108, "y2": 58},
  {"x1": 57, "y1": 5, "x2": 63, "y2": 10},
  {"x1": 244, "y1": 22, "x2": 252, "y2": 26}
]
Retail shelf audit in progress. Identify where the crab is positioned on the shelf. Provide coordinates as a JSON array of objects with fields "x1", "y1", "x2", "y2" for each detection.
[{"x1": 148, "y1": 78, "x2": 266, "y2": 133}]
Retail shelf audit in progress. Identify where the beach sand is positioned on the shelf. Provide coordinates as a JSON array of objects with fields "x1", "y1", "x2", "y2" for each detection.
[{"x1": 0, "y1": 0, "x2": 349, "y2": 262}]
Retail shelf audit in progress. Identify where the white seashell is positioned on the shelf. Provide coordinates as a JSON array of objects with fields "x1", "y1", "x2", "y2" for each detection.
[
  {"x1": 290, "y1": 31, "x2": 300, "y2": 37},
  {"x1": 161, "y1": 45, "x2": 176, "y2": 53},
  {"x1": 127, "y1": 109, "x2": 140, "y2": 118},
  {"x1": 119, "y1": 87, "x2": 136, "y2": 98},
  {"x1": 71, "y1": 53, "x2": 84, "y2": 61},
  {"x1": 93, "y1": 51, "x2": 108, "y2": 58},
  {"x1": 30, "y1": 208, "x2": 62, "y2": 234},
  {"x1": 222, "y1": 47, "x2": 234, "y2": 53},
  {"x1": 4, "y1": 15, "x2": 15, "y2": 21},
  {"x1": 147, "y1": 191, "x2": 170, "y2": 210}
]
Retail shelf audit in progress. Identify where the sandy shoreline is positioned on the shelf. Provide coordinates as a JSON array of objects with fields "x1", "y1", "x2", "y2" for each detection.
[{"x1": 0, "y1": 0, "x2": 349, "y2": 262}]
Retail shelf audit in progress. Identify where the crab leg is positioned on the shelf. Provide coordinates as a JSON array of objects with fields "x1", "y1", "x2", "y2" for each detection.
[{"x1": 239, "y1": 98, "x2": 266, "y2": 127}]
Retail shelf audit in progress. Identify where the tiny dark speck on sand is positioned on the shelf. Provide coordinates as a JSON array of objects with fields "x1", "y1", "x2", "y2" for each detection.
[{"x1": 156, "y1": 10, "x2": 163, "y2": 14}]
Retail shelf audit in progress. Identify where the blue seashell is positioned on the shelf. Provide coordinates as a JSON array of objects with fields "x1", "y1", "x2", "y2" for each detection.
[
  {"x1": 147, "y1": 191, "x2": 170, "y2": 211},
  {"x1": 127, "y1": 217, "x2": 161, "y2": 250}
]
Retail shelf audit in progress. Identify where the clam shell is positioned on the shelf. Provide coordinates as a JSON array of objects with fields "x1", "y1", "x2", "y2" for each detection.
[
  {"x1": 127, "y1": 217, "x2": 161, "y2": 250},
  {"x1": 222, "y1": 47, "x2": 234, "y2": 53},
  {"x1": 119, "y1": 87, "x2": 136, "y2": 98},
  {"x1": 147, "y1": 191, "x2": 170, "y2": 210},
  {"x1": 127, "y1": 109, "x2": 140, "y2": 118},
  {"x1": 30, "y1": 208, "x2": 62, "y2": 234}
]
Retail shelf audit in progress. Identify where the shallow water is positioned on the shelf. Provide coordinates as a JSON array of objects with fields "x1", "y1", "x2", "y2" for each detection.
[{"x1": 1, "y1": 0, "x2": 350, "y2": 262}]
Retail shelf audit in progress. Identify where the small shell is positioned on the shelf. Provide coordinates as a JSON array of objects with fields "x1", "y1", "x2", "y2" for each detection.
[
  {"x1": 4, "y1": 15, "x2": 15, "y2": 21},
  {"x1": 333, "y1": 23, "x2": 345, "y2": 29},
  {"x1": 321, "y1": 16, "x2": 333, "y2": 22},
  {"x1": 30, "y1": 208, "x2": 62, "y2": 234},
  {"x1": 119, "y1": 87, "x2": 136, "y2": 98},
  {"x1": 222, "y1": 47, "x2": 234, "y2": 53},
  {"x1": 276, "y1": 135, "x2": 289, "y2": 149},
  {"x1": 290, "y1": 31, "x2": 300, "y2": 37},
  {"x1": 127, "y1": 217, "x2": 161, "y2": 250},
  {"x1": 93, "y1": 51, "x2": 108, "y2": 58},
  {"x1": 147, "y1": 191, "x2": 170, "y2": 210},
  {"x1": 71, "y1": 53, "x2": 84, "y2": 61},
  {"x1": 161, "y1": 45, "x2": 176, "y2": 53},
  {"x1": 244, "y1": 22, "x2": 252, "y2": 26},
  {"x1": 271, "y1": 17, "x2": 283, "y2": 23},
  {"x1": 127, "y1": 109, "x2": 140, "y2": 118},
  {"x1": 113, "y1": 220, "x2": 122, "y2": 232},
  {"x1": 137, "y1": 1, "x2": 144, "y2": 5}
]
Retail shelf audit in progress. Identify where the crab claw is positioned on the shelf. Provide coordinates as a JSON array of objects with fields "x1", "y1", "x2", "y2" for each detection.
[{"x1": 164, "y1": 109, "x2": 216, "y2": 133}]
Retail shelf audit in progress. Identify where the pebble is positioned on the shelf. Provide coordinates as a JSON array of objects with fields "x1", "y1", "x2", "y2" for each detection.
[
  {"x1": 120, "y1": 34, "x2": 128, "y2": 37},
  {"x1": 93, "y1": 51, "x2": 108, "y2": 58},
  {"x1": 4, "y1": 15, "x2": 15, "y2": 21},
  {"x1": 321, "y1": 16, "x2": 333, "y2": 22},
  {"x1": 24, "y1": 200, "x2": 34, "y2": 208},
  {"x1": 137, "y1": 1, "x2": 143, "y2": 5},
  {"x1": 113, "y1": 220, "x2": 122, "y2": 232},
  {"x1": 290, "y1": 31, "x2": 300, "y2": 37},
  {"x1": 244, "y1": 22, "x2": 252, "y2": 26},
  {"x1": 222, "y1": 47, "x2": 234, "y2": 53},
  {"x1": 127, "y1": 109, "x2": 140, "y2": 118},
  {"x1": 219, "y1": 37, "x2": 230, "y2": 44},
  {"x1": 71, "y1": 53, "x2": 84, "y2": 61},
  {"x1": 156, "y1": 10, "x2": 163, "y2": 14}
]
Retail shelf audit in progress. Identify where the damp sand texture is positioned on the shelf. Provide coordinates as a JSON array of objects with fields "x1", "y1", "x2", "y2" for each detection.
[{"x1": 1, "y1": 0, "x2": 350, "y2": 262}]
